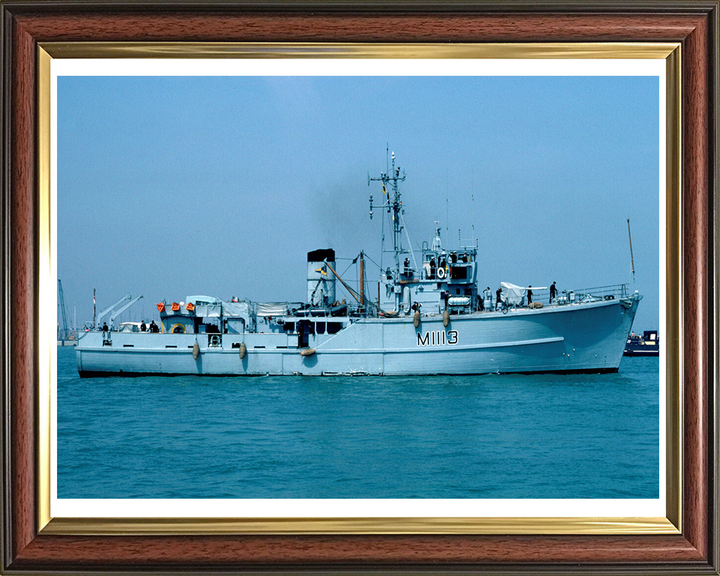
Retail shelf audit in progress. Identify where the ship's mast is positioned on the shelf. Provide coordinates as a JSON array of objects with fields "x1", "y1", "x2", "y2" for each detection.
[
  {"x1": 368, "y1": 150, "x2": 406, "y2": 283},
  {"x1": 627, "y1": 218, "x2": 636, "y2": 282}
]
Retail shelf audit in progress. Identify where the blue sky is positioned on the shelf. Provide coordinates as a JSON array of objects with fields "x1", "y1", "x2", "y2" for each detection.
[{"x1": 57, "y1": 75, "x2": 659, "y2": 330}]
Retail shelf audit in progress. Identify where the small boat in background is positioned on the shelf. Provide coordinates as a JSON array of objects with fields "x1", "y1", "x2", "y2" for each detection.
[{"x1": 624, "y1": 330, "x2": 659, "y2": 357}]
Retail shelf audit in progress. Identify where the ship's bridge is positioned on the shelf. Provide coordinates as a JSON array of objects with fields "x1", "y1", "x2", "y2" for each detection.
[{"x1": 379, "y1": 227, "x2": 479, "y2": 316}]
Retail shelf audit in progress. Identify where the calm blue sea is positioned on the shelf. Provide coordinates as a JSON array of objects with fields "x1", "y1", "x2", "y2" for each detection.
[{"x1": 57, "y1": 347, "x2": 659, "y2": 499}]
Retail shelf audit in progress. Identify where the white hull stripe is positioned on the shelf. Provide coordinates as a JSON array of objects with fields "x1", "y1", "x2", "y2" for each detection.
[{"x1": 79, "y1": 336, "x2": 565, "y2": 355}]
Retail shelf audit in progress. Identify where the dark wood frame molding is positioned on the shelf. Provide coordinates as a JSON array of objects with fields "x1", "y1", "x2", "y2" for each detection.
[{"x1": 1, "y1": 2, "x2": 717, "y2": 573}]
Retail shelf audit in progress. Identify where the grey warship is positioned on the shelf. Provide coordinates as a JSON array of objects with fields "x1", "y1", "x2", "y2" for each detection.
[{"x1": 76, "y1": 152, "x2": 641, "y2": 377}]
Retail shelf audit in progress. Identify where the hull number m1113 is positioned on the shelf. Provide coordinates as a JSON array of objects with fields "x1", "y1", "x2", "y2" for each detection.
[{"x1": 417, "y1": 330, "x2": 459, "y2": 347}]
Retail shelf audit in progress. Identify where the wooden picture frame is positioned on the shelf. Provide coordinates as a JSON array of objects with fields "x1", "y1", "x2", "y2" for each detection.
[{"x1": 1, "y1": 1, "x2": 717, "y2": 573}]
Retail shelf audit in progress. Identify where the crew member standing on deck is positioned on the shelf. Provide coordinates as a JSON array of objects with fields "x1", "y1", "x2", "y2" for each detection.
[
  {"x1": 527, "y1": 285, "x2": 533, "y2": 306},
  {"x1": 496, "y1": 287, "x2": 503, "y2": 310},
  {"x1": 549, "y1": 281, "x2": 557, "y2": 303},
  {"x1": 429, "y1": 257, "x2": 436, "y2": 279}
]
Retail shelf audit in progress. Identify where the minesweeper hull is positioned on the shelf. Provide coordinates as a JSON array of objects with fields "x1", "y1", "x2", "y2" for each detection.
[{"x1": 76, "y1": 296, "x2": 639, "y2": 377}]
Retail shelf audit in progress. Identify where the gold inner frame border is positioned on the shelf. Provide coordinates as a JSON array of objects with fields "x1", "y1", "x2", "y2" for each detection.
[{"x1": 37, "y1": 41, "x2": 682, "y2": 536}]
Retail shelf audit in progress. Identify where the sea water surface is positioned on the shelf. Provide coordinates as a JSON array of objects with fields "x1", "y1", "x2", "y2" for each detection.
[{"x1": 57, "y1": 347, "x2": 659, "y2": 499}]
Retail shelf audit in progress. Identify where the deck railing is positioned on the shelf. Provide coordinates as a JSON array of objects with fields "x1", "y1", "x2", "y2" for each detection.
[
  {"x1": 569, "y1": 283, "x2": 630, "y2": 302},
  {"x1": 481, "y1": 283, "x2": 632, "y2": 310}
]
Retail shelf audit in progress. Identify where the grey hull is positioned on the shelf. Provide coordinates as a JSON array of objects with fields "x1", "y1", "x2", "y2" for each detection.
[{"x1": 76, "y1": 296, "x2": 640, "y2": 377}]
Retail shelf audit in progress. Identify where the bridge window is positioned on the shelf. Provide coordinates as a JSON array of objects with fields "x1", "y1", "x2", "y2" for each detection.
[{"x1": 451, "y1": 266, "x2": 468, "y2": 280}]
